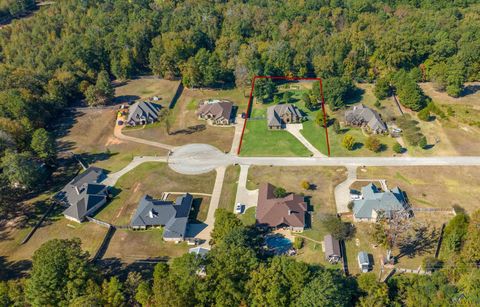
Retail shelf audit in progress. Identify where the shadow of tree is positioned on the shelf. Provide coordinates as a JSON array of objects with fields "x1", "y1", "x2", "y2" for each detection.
[
  {"x1": 397, "y1": 225, "x2": 438, "y2": 259},
  {"x1": 0, "y1": 256, "x2": 32, "y2": 281}
]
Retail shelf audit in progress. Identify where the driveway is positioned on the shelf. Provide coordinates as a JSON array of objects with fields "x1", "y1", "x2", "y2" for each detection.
[
  {"x1": 114, "y1": 124, "x2": 176, "y2": 151},
  {"x1": 285, "y1": 124, "x2": 326, "y2": 157},
  {"x1": 334, "y1": 166, "x2": 357, "y2": 213},
  {"x1": 103, "y1": 156, "x2": 168, "y2": 186},
  {"x1": 230, "y1": 116, "x2": 245, "y2": 155},
  {"x1": 234, "y1": 165, "x2": 258, "y2": 212}
]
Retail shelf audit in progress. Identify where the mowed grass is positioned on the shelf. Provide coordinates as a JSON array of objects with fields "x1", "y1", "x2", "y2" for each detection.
[
  {"x1": 114, "y1": 77, "x2": 181, "y2": 102},
  {"x1": 218, "y1": 165, "x2": 240, "y2": 212},
  {"x1": 358, "y1": 166, "x2": 480, "y2": 213},
  {"x1": 95, "y1": 162, "x2": 216, "y2": 226},
  {"x1": 240, "y1": 207, "x2": 257, "y2": 226},
  {"x1": 239, "y1": 120, "x2": 311, "y2": 157}
]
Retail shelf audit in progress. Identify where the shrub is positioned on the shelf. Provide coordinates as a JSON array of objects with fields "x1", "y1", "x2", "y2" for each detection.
[
  {"x1": 374, "y1": 100, "x2": 381, "y2": 109},
  {"x1": 274, "y1": 187, "x2": 287, "y2": 198},
  {"x1": 301, "y1": 180, "x2": 310, "y2": 190},
  {"x1": 333, "y1": 120, "x2": 341, "y2": 134},
  {"x1": 347, "y1": 201, "x2": 354, "y2": 211},
  {"x1": 418, "y1": 136, "x2": 427, "y2": 148},
  {"x1": 365, "y1": 136, "x2": 381, "y2": 152},
  {"x1": 392, "y1": 142, "x2": 403, "y2": 154},
  {"x1": 342, "y1": 134, "x2": 355, "y2": 150},
  {"x1": 293, "y1": 237, "x2": 304, "y2": 249},
  {"x1": 417, "y1": 108, "x2": 431, "y2": 121}
]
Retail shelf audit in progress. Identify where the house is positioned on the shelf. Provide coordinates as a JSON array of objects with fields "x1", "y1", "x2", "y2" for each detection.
[
  {"x1": 267, "y1": 104, "x2": 304, "y2": 129},
  {"x1": 358, "y1": 251, "x2": 371, "y2": 273},
  {"x1": 345, "y1": 104, "x2": 387, "y2": 134},
  {"x1": 58, "y1": 167, "x2": 109, "y2": 223},
  {"x1": 324, "y1": 234, "x2": 342, "y2": 264},
  {"x1": 130, "y1": 193, "x2": 193, "y2": 242},
  {"x1": 197, "y1": 100, "x2": 234, "y2": 125},
  {"x1": 127, "y1": 101, "x2": 161, "y2": 126},
  {"x1": 352, "y1": 183, "x2": 410, "y2": 222},
  {"x1": 256, "y1": 183, "x2": 308, "y2": 232}
]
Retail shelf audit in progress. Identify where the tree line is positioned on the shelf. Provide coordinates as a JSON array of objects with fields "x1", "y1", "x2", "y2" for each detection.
[{"x1": 1, "y1": 208, "x2": 479, "y2": 306}]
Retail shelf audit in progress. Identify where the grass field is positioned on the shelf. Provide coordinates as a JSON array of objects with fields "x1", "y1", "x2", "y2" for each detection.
[
  {"x1": 239, "y1": 207, "x2": 256, "y2": 226},
  {"x1": 95, "y1": 162, "x2": 216, "y2": 226},
  {"x1": 240, "y1": 120, "x2": 311, "y2": 157},
  {"x1": 218, "y1": 165, "x2": 240, "y2": 212},
  {"x1": 357, "y1": 166, "x2": 480, "y2": 213},
  {"x1": 114, "y1": 77, "x2": 181, "y2": 102}
]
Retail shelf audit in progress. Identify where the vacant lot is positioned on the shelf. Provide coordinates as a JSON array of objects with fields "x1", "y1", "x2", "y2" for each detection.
[
  {"x1": 420, "y1": 82, "x2": 480, "y2": 106},
  {"x1": 247, "y1": 166, "x2": 347, "y2": 242},
  {"x1": 218, "y1": 165, "x2": 240, "y2": 212},
  {"x1": 56, "y1": 108, "x2": 165, "y2": 172},
  {"x1": 114, "y1": 77, "x2": 181, "y2": 103},
  {"x1": 358, "y1": 166, "x2": 480, "y2": 213},
  {"x1": 95, "y1": 163, "x2": 215, "y2": 226}
]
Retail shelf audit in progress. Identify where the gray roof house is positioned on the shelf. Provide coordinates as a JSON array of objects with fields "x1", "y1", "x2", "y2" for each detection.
[
  {"x1": 345, "y1": 104, "x2": 387, "y2": 134},
  {"x1": 352, "y1": 183, "x2": 409, "y2": 222},
  {"x1": 358, "y1": 251, "x2": 370, "y2": 273},
  {"x1": 130, "y1": 193, "x2": 194, "y2": 242},
  {"x1": 267, "y1": 104, "x2": 304, "y2": 129},
  {"x1": 324, "y1": 234, "x2": 341, "y2": 264},
  {"x1": 197, "y1": 100, "x2": 234, "y2": 125},
  {"x1": 58, "y1": 167, "x2": 109, "y2": 223},
  {"x1": 127, "y1": 101, "x2": 161, "y2": 126}
]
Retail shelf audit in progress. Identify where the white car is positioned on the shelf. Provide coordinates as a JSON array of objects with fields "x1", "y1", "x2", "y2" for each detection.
[{"x1": 235, "y1": 203, "x2": 244, "y2": 214}]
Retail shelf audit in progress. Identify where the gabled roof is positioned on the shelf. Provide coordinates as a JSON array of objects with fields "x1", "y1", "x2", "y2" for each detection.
[
  {"x1": 127, "y1": 101, "x2": 161, "y2": 123},
  {"x1": 267, "y1": 104, "x2": 303, "y2": 126},
  {"x1": 256, "y1": 183, "x2": 307, "y2": 228},
  {"x1": 62, "y1": 193, "x2": 106, "y2": 221},
  {"x1": 197, "y1": 100, "x2": 233, "y2": 121},
  {"x1": 358, "y1": 251, "x2": 369, "y2": 264},
  {"x1": 324, "y1": 234, "x2": 341, "y2": 257},
  {"x1": 353, "y1": 183, "x2": 407, "y2": 219},
  {"x1": 345, "y1": 104, "x2": 387, "y2": 132},
  {"x1": 130, "y1": 194, "x2": 194, "y2": 240}
]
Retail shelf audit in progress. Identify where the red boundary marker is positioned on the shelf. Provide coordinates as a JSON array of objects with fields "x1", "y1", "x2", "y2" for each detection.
[{"x1": 237, "y1": 76, "x2": 331, "y2": 156}]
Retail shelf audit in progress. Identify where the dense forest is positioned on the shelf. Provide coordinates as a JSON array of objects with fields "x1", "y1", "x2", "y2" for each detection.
[
  {"x1": 0, "y1": 0, "x2": 36, "y2": 21},
  {"x1": 1, "y1": 208, "x2": 479, "y2": 306},
  {"x1": 1, "y1": 0, "x2": 479, "y2": 198}
]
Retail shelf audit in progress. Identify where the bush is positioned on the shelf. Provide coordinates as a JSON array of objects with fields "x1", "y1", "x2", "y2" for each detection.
[
  {"x1": 392, "y1": 142, "x2": 403, "y2": 154},
  {"x1": 342, "y1": 134, "x2": 355, "y2": 151},
  {"x1": 347, "y1": 201, "x2": 354, "y2": 211},
  {"x1": 274, "y1": 187, "x2": 287, "y2": 198},
  {"x1": 374, "y1": 100, "x2": 381, "y2": 109},
  {"x1": 419, "y1": 136, "x2": 427, "y2": 149},
  {"x1": 365, "y1": 136, "x2": 381, "y2": 152},
  {"x1": 423, "y1": 257, "x2": 443, "y2": 272},
  {"x1": 301, "y1": 180, "x2": 310, "y2": 190},
  {"x1": 293, "y1": 237, "x2": 304, "y2": 249},
  {"x1": 333, "y1": 120, "x2": 341, "y2": 134},
  {"x1": 417, "y1": 108, "x2": 431, "y2": 121},
  {"x1": 374, "y1": 77, "x2": 391, "y2": 100}
]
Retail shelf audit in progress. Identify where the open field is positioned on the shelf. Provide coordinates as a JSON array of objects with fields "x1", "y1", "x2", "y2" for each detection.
[
  {"x1": 102, "y1": 229, "x2": 189, "y2": 263},
  {"x1": 357, "y1": 166, "x2": 480, "y2": 213},
  {"x1": 95, "y1": 162, "x2": 215, "y2": 226},
  {"x1": 56, "y1": 108, "x2": 166, "y2": 172},
  {"x1": 218, "y1": 165, "x2": 240, "y2": 212},
  {"x1": 420, "y1": 82, "x2": 480, "y2": 106},
  {"x1": 114, "y1": 77, "x2": 181, "y2": 103}
]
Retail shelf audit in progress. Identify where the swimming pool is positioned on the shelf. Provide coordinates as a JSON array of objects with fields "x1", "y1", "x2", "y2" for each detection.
[{"x1": 265, "y1": 235, "x2": 292, "y2": 255}]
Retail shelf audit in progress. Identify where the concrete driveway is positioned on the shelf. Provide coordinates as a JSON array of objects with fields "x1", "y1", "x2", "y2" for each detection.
[
  {"x1": 234, "y1": 165, "x2": 258, "y2": 212},
  {"x1": 334, "y1": 166, "x2": 357, "y2": 213}
]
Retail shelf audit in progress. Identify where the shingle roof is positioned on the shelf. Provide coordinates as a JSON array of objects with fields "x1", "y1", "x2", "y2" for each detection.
[
  {"x1": 130, "y1": 194, "x2": 193, "y2": 240},
  {"x1": 358, "y1": 251, "x2": 369, "y2": 264},
  {"x1": 256, "y1": 183, "x2": 307, "y2": 228},
  {"x1": 324, "y1": 234, "x2": 341, "y2": 257},
  {"x1": 267, "y1": 104, "x2": 303, "y2": 127},
  {"x1": 127, "y1": 101, "x2": 161, "y2": 123},
  {"x1": 353, "y1": 183, "x2": 407, "y2": 219},
  {"x1": 345, "y1": 104, "x2": 387, "y2": 132},
  {"x1": 197, "y1": 100, "x2": 233, "y2": 121}
]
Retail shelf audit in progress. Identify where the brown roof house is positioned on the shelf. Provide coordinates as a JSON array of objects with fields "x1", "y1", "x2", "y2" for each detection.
[
  {"x1": 324, "y1": 234, "x2": 341, "y2": 264},
  {"x1": 197, "y1": 100, "x2": 234, "y2": 125},
  {"x1": 345, "y1": 104, "x2": 387, "y2": 134},
  {"x1": 267, "y1": 104, "x2": 304, "y2": 129},
  {"x1": 256, "y1": 183, "x2": 308, "y2": 232}
]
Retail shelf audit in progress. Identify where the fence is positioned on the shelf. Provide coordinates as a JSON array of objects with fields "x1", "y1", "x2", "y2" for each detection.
[
  {"x1": 91, "y1": 226, "x2": 116, "y2": 261},
  {"x1": 20, "y1": 201, "x2": 57, "y2": 245},
  {"x1": 86, "y1": 216, "x2": 112, "y2": 228},
  {"x1": 412, "y1": 207, "x2": 456, "y2": 214}
]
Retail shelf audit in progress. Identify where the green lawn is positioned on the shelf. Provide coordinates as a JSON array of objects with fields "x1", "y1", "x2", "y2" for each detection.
[
  {"x1": 218, "y1": 165, "x2": 240, "y2": 212},
  {"x1": 240, "y1": 120, "x2": 311, "y2": 157},
  {"x1": 239, "y1": 207, "x2": 257, "y2": 226}
]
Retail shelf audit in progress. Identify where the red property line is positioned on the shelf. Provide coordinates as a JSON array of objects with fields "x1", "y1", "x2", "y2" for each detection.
[{"x1": 237, "y1": 76, "x2": 331, "y2": 157}]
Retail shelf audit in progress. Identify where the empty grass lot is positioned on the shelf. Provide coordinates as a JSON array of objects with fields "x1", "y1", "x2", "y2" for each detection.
[
  {"x1": 240, "y1": 120, "x2": 311, "y2": 157},
  {"x1": 218, "y1": 165, "x2": 240, "y2": 212},
  {"x1": 95, "y1": 162, "x2": 215, "y2": 226},
  {"x1": 358, "y1": 166, "x2": 480, "y2": 213}
]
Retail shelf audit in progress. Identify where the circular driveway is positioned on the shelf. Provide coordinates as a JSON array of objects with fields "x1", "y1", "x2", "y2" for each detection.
[{"x1": 168, "y1": 143, "x2": 234, "y2": 174}]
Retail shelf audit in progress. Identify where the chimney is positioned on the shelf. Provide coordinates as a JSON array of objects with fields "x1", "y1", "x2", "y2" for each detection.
[
  {"x1": 74, "y1": 186, "x2": 80, "y2": 195},
  {"x1": 288, "y1": 210, "x2": 292, "y2": 215}
]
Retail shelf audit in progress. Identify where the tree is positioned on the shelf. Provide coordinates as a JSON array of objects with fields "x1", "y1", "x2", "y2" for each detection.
[
  {"x1": 211, "y1": 209, "x2": 244, "y2": 245},
  {"x1": 1, "y1": 150, "x2": 44, "y2": 190},
  {"x1": 365, "y1": 136, "x2": 381, "y2": 152},
  {"x1": 135, "y1": 281, "x2": 152, "y2": 306},
  {"x1": 95, "y1": 70, "x2": 114, "y2": 102},
  {"x1": 418, "y1": 136, "x2": 427, "y2": 149},
  {"x1": 440, "y1": 213, "x2": 469, "y2": 258},
  {"x1": 25, "y1": 239, "x2": 96, "y2": 306},
  {"x1": 322, "y1": 214, "x2": 353, "y2": 241},
  {"x1": 301, "y1": 180, "x2": 310, "y2": 190},
  {"x1": 357, "y1": 273, "x2": 390, "y2": 307},
  {"x1": 333, "y1": 119, "x2": 341, "y2": 134},
  {"x1": 282, "y1": 91, "x2": 292, "y2": 104},
  {"x1": 393, "y1": 142, "x2": 403, "y2": 154},
  {"x1": 417, "y1": 108, "x2": 431, "y2": 121},
  {"x1": 31, "y1": 128, "x2": 56, "y2": 161},
  {"x1": 323, "y1": 77, "x2": 356, "y2": 110},
  {"x1": 101, "y1": 277, "x2": 125, "y2": 307},
  {"x1": 374, "y1": 77, "x2": 391, "y2": 100},
  {"x1": 315, "y1": 111, "x2": 328, "y2": 127},
  {"x1": 273, "y1": 187, "x2": 287, "y2": 198},
  {"x1": 462, "y1": 210, "x2": 480, "y2": 264},
  {"x1": 253, "y1": 79, "x2": 276, "y2": 103},
  {"x1": 342, "y1": 134, "x2": 355, "y2": 150},
  {"x1": 302, "y1": 92, "x2": 313, "y2": 110}
]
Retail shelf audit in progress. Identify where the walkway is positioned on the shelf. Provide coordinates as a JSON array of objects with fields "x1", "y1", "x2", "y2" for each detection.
[
  {"x1": 102, "y1": 156, "x2": 168, "y2": 186},
  {"x1": 234, "y1": 165, "x2": 258, "y2": 212},
  {"x1": 285, "y1": 124, "x2": 326, "y2": 157},
  {"x1": 195, "y1": 166, "x2": 226, "y2": 246},
  {"x1": 334, "y1": 166, "x2": 357, "y2": 213},
  {"x1": 114, "y1": 124, "x2": 176, "y2": 151}
]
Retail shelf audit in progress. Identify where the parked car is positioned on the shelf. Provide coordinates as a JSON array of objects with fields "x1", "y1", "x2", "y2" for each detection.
[{"x1": 235, "y1": 203, "x2": 244, "y2": 214}]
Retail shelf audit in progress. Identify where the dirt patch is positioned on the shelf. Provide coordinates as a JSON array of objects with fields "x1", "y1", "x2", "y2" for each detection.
[{"x1": 105, "y1": 136, "x2": 123, "y2": 147}]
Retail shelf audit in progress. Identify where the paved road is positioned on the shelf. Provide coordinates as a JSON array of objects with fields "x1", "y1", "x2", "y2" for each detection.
[
  {"x1": 285, "y1": 124, "x2": 326, "y2": 157},
  {"x1": 103, "y1": 156, "x2": 168, "y2": 186},
  {"x1": 114, "y1": 124, "x2": 176, "y2": 151},
  {"x1": 234, "y1": 165, "x2": 259, "y2": 212}
]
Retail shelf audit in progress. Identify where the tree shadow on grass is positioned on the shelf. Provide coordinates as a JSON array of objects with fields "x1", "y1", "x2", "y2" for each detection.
[
  {"x1": 352, "y1": 142, "x2": 364, "y2": 151},
  {"x1": 397, "y1": 225, "x2": 438, "y2": 259},
  {"x1": 0, "y1": 256, "x2": 32, "y2": 281}
]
